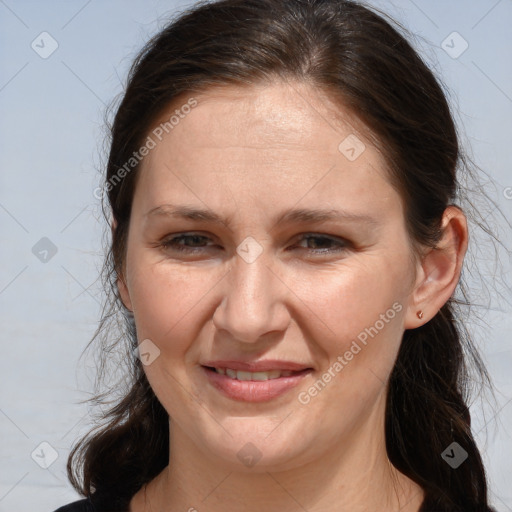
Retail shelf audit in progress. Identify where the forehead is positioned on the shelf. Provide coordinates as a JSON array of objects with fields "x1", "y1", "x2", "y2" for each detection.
[
  {"x1": 133, "y1": 81, "x2": 400, "y2": 220},
  {"x1": 149, "y1": 81, "x2": 374, "y2": 154}
]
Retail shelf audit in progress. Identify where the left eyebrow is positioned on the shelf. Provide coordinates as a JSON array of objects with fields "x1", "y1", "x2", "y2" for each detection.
[{"x1": 274, "y1": 207, "x2": 380, "y2": 227}]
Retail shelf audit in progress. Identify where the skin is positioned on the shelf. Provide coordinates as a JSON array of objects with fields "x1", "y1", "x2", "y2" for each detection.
[{"x1": 118, "y1": 80, "x2": 468, "y2": 512}]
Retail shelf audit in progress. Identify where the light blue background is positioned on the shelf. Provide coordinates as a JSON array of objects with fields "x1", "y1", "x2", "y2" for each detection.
[{"x1": 0, "y1": 1, "x2": 511, "y2": 511}]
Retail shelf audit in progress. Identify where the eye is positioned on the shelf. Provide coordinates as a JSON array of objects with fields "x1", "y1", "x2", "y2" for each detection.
[
  {"x1": 291, "y1": 234, "x2": 350, "y2": 255},
  {"x1": 159, "y1": 233, "x2": 217, "y2": 254}
]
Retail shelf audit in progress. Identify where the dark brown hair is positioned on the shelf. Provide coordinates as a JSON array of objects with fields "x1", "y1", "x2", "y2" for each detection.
[{"x1": 67, "y1": 1, "x2": 499, "y2": 510}]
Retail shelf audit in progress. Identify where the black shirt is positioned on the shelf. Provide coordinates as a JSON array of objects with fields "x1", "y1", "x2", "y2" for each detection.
[
  {"x1": 52, "y1": 495, "x2": 130, "y2": 512},
  {"x1": 52, "y1": 498, "x2": 95, "y2": 512}
]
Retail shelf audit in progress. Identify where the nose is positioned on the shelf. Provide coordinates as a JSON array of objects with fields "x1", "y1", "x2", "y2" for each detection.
[{"x1": 212, "y1": 250, "x2": 291, "y2": 344}]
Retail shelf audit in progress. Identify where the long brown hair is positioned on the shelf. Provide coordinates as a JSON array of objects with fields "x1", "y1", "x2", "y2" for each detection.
[{"x1": 68, "y1": 1, "x2": 499, "y2": 510}]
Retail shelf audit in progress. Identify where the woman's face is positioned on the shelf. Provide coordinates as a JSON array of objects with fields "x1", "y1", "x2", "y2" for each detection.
[{"x1": 118, "y1": 81, "x2": 421, "y2": 471}]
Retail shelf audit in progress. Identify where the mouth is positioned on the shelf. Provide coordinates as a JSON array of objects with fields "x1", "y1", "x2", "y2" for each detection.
[
  {"x1": 202, "y1": 366, "x2": 311, "y2": 381},
  {"x1": 201, "y1": 365, "x2": 314, "y2": 402}
]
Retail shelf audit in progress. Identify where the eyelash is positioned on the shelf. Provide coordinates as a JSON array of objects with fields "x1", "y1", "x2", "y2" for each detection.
[{"x1": 158, "y1": 232, "x2": 350, "y2": 256}]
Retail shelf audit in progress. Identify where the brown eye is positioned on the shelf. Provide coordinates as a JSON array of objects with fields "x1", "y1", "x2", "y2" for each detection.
[
  {"x1": 160, "y1": 233, "x2": 215, "y2": 253},
  {"x1": 293, "y1": 234, "x2": 349, "y2": 254}
]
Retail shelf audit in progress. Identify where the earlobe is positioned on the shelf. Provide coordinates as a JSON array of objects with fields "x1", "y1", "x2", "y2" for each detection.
[{"x1": 404, "y1": 206, "x2": 468, "y2": 329}]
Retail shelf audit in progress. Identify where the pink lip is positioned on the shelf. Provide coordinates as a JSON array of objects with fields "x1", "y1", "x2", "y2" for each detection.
[
  {"x1": 201, "y1": 360, "x2": 313, "y2": 372},
  {"x1": 201, "y1": 366, "x2": 312, "y2": 402}
]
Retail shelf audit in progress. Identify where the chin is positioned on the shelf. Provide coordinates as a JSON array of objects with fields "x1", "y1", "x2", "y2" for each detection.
[{"x1": 197, "y1": 426, "x2": 314, "y2": 473}]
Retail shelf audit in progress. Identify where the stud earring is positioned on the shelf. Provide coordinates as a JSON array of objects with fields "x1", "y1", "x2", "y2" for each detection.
[{"x1": 417, "y1": 310, "x2": 424, "y2": 319}]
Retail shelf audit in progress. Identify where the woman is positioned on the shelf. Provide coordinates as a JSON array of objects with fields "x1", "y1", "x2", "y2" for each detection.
[{"x1": 53, "y1": 0, "x2": 499, "y2": 510}]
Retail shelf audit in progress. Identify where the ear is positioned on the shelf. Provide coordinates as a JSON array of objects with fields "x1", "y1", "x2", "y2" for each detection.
[
  {"x1": 112, "y1": 216, "x2": 133, "y2": 312},
  {"x1": 404, "y1": 206, "x2": 468, "y2": 329}
]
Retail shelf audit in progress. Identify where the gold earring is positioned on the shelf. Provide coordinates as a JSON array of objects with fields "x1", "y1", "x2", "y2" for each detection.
[{"x1": 417, "y1": 310, "x2": 424, "y2": 319}]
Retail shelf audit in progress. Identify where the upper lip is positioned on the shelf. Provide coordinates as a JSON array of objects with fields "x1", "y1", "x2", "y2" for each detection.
[{"x1": 201, "y1": 360, "x2": 314, "y2": 372}]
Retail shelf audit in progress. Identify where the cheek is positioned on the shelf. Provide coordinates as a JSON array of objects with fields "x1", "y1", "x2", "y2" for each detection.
[
  {"x1": 296, "y1": 256, "x2": 410, "y2": 384},
  {"x1": 306, "y1": 258, "x2": 407, "y2": 334},
  {"x1": 291, "y1": 263, "x2": 409, "y2": 423},
  {"x1": 125, "y1": 255, "x2": 224, "y2": 358}
]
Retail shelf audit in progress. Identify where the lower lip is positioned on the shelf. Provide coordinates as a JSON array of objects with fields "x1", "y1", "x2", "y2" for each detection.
[{"x1": 201, "y1": 366, "x2": 312, "y2": 402}]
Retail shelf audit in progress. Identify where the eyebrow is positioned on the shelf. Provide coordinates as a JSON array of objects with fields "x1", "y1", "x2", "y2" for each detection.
[{"x1": 145, "y1": 204, "x2": 380, "y2": 228}]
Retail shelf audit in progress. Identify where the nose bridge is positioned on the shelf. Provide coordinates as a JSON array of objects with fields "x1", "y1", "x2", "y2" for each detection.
[
  {"x1": 234, "y1": 251, "x2": 271, "y2": 304},
  {"x1": 213, "y1": 247, "x2": 288, "y2": 343}
]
